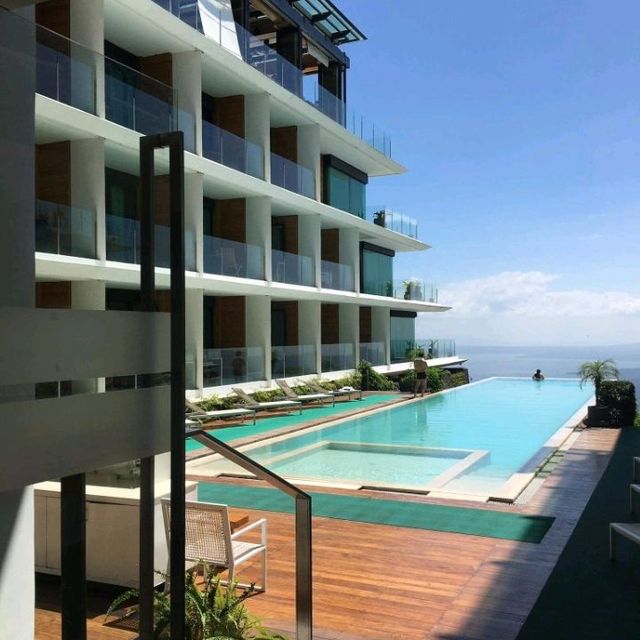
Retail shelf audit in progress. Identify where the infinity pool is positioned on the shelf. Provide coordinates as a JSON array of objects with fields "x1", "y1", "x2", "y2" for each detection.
[{"x1": 189, "y1": 378, "x2": 594, "y2": 500}]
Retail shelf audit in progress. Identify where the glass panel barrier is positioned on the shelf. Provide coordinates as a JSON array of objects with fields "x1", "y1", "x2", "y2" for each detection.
[
  {"x1": 203, "y1": 346, "x2": 265, "y2": 387},
  {"x1": 392, "y1": 280, "x2": 438, "y2": 303},
  {"x1": 36, "y1": 24, "x2": 97, "y2": 114},
  {"x1": 415, "y1": 339, "x2": 457, "y2": 359},
  {"x1": 271, "y1": 345, "x2": 316, "y2": 378},
  {"x1": 202, "y1": 120, "x2": 264, "y2": 179},
  {"x1": 367, "y1": 205, "x2": 418, "y2": 239},
  {"x1": 320, "y1": 260, "x2": 354, "y2": 291},
  {"x1": 271, "y1": 250, "x2": 315, "y2": 287},
  {"x1": 321, "y1": 343, "x2": 355, "y2": 372},
  {"x1": 270, "y1": 153, "x2": 315, "y2": 198},
  {"x1": 203, "y1": 235, "x2": 265, "y2": 280},
  {"x1": 35, "y1": 200, "x2": 97, "y2": 259},
  {"x1": 359, "y1": 342, "x2": 385, "y2": 366},
  {"x1": 106, "y1": 214, "x2": 196, "y2": 270}
]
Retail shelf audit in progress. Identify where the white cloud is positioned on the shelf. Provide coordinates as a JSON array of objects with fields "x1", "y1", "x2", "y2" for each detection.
[{"x1": 418, "y1": 271, "x2": 640, "y2": 346}]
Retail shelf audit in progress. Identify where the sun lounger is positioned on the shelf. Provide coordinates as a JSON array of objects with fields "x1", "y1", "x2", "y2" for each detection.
[
  {"x1": 185, "y1": 400, "x2": 256, "y2": 425},
  {"x1": 610, "y1": 522, "x2": 640, "y2": 560},
  {"x1": 307, "y1": 380, "x2": 362, "y2": 401},
  {"x1": 275, "y1": 379, "x2": 335, "y2": 406},
  {"x1": 232, "y1": 387, "x2": 302, "y2": 414}
]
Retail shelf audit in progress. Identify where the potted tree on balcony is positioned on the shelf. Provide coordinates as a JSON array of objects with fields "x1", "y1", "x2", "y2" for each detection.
[
  {"x1": 373, "y1": 209, "x2": 386, "y2": 227},
  {"x1": 579, "y1": 359, "x2": 619, "y2": 426},
  {"x1": 403, "y1": 278, "x2": 423, "y2": 300}
]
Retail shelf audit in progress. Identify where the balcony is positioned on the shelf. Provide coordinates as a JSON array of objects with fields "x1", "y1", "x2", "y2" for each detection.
[
  {"x1": 271, "y1": 250, "x2": 315, "y2": 287},
  {"x1": 361, "y1": 279, "x2": 439, "y2": 303},
  {"x1": 35, "y1": 200, "x2": 97, "y2": 259},
  {"x1": 203, "y1": 346, "x2": 265, "y2": 387},
  {"x1": 202, "y1": 120, "x2": 264, "y2": 179},
  {"x1": 390, "y1": 339, "x2": 456, "y2": 363},
  {"x1": 367, "y1": 205, "x2": 418, "y2": 239},
  {"x1": 320, "y1": 260, "x2": 354, "y2": 292},
  {"x1": 270, "y1": 153, "x2": 315, "y2": 199},
  {"x1": 203, "y1": 235, "x2": 264, "y2": 280},
  {"x1": 321, "y1": 343, "x2": 355, "y2": 372},
  {"x1": 105, "y1": 214, "x2": 196, "y2": 270},
  {"x1": 271, "y1": 345, "x2": 316, "y2": 378},
  {"x1": 150, "y1": 1, "x2": 393, "y2": 157},
  {"x1": 360, "y1": 342, "x2": 385, "y2": 366}
]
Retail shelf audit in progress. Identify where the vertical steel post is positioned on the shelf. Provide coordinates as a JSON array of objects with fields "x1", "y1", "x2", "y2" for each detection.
[
  {"x1": 295, "y1": 495, "x2": 313, "y2": 640},
  {"x1": 60, "y1": 473, "x2": 87, "y2": 640}
]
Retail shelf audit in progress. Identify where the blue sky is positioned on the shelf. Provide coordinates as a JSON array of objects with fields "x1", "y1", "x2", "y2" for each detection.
[{"x1": 339, "y1": 0, "x2": 640, "y2": 345}]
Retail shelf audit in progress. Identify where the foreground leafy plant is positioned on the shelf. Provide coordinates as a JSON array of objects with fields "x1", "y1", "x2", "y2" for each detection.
[{"x1": 106, "y1": 565, "x2": 287, "y2": 639}]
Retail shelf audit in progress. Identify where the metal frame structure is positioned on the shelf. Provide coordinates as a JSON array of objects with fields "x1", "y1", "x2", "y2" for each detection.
[
  {"x1": 187, "y1": 427, "x2": 313, "y2": 640},
  {"x1": 139, "y1": 131, "x2": 185, "y2": 639}
]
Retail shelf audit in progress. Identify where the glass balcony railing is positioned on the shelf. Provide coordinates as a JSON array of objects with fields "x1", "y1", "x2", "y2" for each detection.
[
  {"x1": 36, "y1": 24, "x2": 97, "y2": 114},
  {"x1": 203, "y1": 346, "x2": 265, "y2": 387},
  {"x1": 321, "y1": 343, "x2": 355, "y2": 372},
  {"x1": 271, "y1": 345, "x2": 316, "y2": 378},
  {"x1": 270, "y1": 153, "x2": 315, "y2": 198},
  {"x1": 359, "y1": 342, "x2": 385, "y2": 366},
  {"x1": 367, "y1": 205, "x2": 418, "y2": 239},
  {"x1": 271, "y1": 249, "x2": 315, "y2": 287},
  {"x1": 35, "y1": 199, "x2": 97, "y2": 259},
  {"x1": 203, "y1": 235, "x2": 264, "y2": 280},
  {"x1": 392, "y1": 280, "x2": 439, "y2": 303},
  {"x1": 202, "y1": 120, "x2": 264, "y2": 179},
  {"x1": 105, "y1": 214, "x2": 196, "y2": 270},
  {"x1": 391, "y1": 339, "x2": 456, "y2": 362},
  {"x1": 320, "y1": 260, "x2": 354, "y2": 291}
]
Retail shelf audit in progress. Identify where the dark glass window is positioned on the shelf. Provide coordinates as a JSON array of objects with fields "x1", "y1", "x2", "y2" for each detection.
[
  {"x1": 324, "y1": 165, "x2": 366, "y2": 218},
  {"x1": 390, "y1": 315, "x2": 416, "y2": 362},
  {"x1": 360, "y1": 247, "x2": 393, "y2": 296}
]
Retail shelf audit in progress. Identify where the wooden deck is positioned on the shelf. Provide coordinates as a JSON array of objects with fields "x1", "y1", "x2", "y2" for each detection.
[{"x1": 35, "y1": 428, "x2": 619, "y2": 640}]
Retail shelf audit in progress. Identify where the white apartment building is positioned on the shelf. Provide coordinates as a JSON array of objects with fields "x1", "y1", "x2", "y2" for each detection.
[{"x1": 30, "y1": 0, "x2": 457, "y2": 398}]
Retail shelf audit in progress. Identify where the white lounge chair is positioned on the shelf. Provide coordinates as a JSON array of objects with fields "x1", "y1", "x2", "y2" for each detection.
[
  {"x1": 185, "y1": 400, "x2": 256, "y2": 425},
  {"x1": 610, "y1": 522, "x2": 640, "y2": 560},
  {"x1": 307, "y1": 379, "x2": 362, "y2": 401},
  {"x1": 162, "y1": 499, "x2": 267, "y2": 591},
  {"x1": 275, "y1": 379, "x2": 335, "y2": 407},
  {"x1": 232, "y1": 387, "x2": 302, "y2": 414}
]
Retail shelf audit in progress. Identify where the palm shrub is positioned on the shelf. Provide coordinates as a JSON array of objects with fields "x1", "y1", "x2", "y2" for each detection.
[
  {"x1": 578, "y1": 359, "x2": 619, "y2": 404},
  {"x1": 357, "y1": 360, "x2": 395, "y2": 391},
  {"x1": 106, "y1": 565, "x2": 287, "y2": 640}
]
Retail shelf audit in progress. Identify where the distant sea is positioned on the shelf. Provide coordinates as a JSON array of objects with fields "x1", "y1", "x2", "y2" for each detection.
[{"x1": 447, "y1": 344, "x2": 640, "y2": 401}]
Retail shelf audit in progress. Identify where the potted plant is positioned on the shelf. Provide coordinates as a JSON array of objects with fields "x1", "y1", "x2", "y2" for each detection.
[
  {"x1": 373, "y1": 209, "x2": 386, "y2": 227},
  {"x1": 402, "y1": 279, "x2": 422, "y2": 300},
  {"x1": 578, "y1": 359, "x2": 619, "y2": 426}
]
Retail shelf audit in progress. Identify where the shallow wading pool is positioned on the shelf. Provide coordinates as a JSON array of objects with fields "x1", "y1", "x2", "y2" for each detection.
[{"x1": 188, "y1": 378, "x2": 594, "y2": 501}]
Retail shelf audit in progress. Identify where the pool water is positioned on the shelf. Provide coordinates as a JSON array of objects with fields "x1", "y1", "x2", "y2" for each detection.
[{"x1": 190, "y1": 378, "x2": 594, "y2": 498}]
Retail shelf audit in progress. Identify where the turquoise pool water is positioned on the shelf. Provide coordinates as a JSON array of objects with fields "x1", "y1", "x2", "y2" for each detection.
[{"x1": 190, "y1": 378, "x2": 594, "y2": 497}]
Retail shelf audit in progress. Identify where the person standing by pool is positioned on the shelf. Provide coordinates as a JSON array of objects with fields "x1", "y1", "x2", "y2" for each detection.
[
  {"x1": 413, "y1": 349, "x2": 429, "y2": 397},
  {"x1": 532, "y1": 369, "x2": 545, "y2": 381}
]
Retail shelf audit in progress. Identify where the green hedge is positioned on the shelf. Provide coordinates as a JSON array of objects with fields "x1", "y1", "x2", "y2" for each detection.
[
  {"x1": 398, "y1": 368, "x2": 444, "y2": 393},
  {"x1": 358, "y1": 360, "x2": 395, "y2": 391},
  {"x1": 599, "y1": 381, "x2": 637, "y2": 426}
]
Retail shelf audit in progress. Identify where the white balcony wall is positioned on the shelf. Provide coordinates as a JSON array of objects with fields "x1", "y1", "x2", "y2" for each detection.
[
  {"x1": 245, "y1": 93, "x2": 270, "y2": 179},
  {"x1": 372, "y1": 306, "x2": 391, "y2": 366},
  {"x1": 173, "y1": 50, "x2": 203, "y2": 156},
  {"x1": 298, "y1": 214, "x2": 321, "y2": 288},
  {"x1": 299, "y1": 300, "x2": 321, "y2": 374},
  {"x1": 185, "y1": 172, "x2": 204, "y2": 272},
  {"x1": 71, "y1": 138, "x2": 105, "y2": 260},
  {"x1": 340, "y1": 227, "x2": 359, "y2": 292},
  {"x1": 246, "y1": 295, "x2": 271, "y2": 381},
  {"x1": 186, "y1": 288, "x2": 203, "y2": 390},
  {"x1": 298, "y1": 123, "x2": 320, "y2": 200},
  {"x1": 339, "y1": 302, "x2": 359, "y2": 361},
  {"x1": 246, "y1": 196, "x2": 271, "y2": 280}
]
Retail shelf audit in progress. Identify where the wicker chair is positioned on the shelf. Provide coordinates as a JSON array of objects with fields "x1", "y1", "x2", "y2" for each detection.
[{"x1": 161, "y1": 499, "x2": 267, "y2": 591}]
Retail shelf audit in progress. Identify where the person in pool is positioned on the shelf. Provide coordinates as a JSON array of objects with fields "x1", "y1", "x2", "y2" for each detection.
[
  {"x1": 413, "y1": 349, "x2": 429, "y2": 397},
  {"x1": 532, "y1": 369, "x2": 545, "y2": 381}
]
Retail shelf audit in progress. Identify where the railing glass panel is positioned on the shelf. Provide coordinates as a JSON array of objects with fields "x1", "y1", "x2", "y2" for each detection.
[
  {"x1": 105, "y1": 214, "x2": 196, "y2": 270},
  {"x1": 320, "y1": 260, "x2": 354, "y2": 291},
  {"x1": 203, "y1": 346, "x2": 265, "y2": 387},
  {"x1": 271, "y1": 345, "x2": 316, "y2": 378},
  {"x1": 35, "y1": 200, "x2": 97, "y2": 258},
  {"x1": 367, "y1": 205, "x2": 418, "y2": 239},
  {"x1": 36, "y1": 24, "x2": 96, "y2": 114},
  {"x1": 203, "y1": 235, "x2": 264, "y2": 280},
  {"x1": 202, "y1": 120, "x2": 264, "y2": 179},
  {"x1": 415, "y1": 339, "x2": 457, "y2": 360},
  {"x1": 321, "y1": 343, "x2": 355, "y2": 372},
  {"x1": 270, "y1": 153, "x2": 315, "y2": 198},
  {"x1": 271, "y1": 250, "x2": 315, "y2": 287},
  {"x1": 359, "y1": 342, "x2": 385, "y2": 366},
  {"x1": 392, "y1": 280, "x2": 439, "y2": 303}
]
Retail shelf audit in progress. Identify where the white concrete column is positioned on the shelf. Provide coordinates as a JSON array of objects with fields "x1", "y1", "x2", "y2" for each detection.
[
  {"x1": 297, "y1": 124, "x2": 321, "y2": 200},
  {"x1": 70, "y1": 0, "x2": 105, "y2": 118},
  {"x1": 372, "y1": 306, "x2": 391, "y2": 366},
  {"x1": 298, "y1": 214, "x2": 321, "y2": 288},
  {"x1": 246, "y1": 197, "x2": 271, "y2": 281},
  {"x1": 71, "y1": 138, "x2": 105, "y2": 262},
  {"x1": 172, "y1": 51, "x2": 202, "y2": 155},
  {"x1": 185, "y1": 172, "x2": 203, "y2": 273},
  {"x1": 339, "y1": 303, "x2": 359, "y2": 368},
  {"x1": 339, "y1": 227, "x2": 359, "y2": 292},
  {"x1": 299, "y1": 300, "x2": 321, "y2": 375},
  {"x1": 245, "y1": 94, "x2": 270, "y2": 181},
  {"x1": 186, "y1": 288, "x2": 203, "y2": 391},
  {"x1": 246, "y1": 296, "x2": 271, "y2": 382}
]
